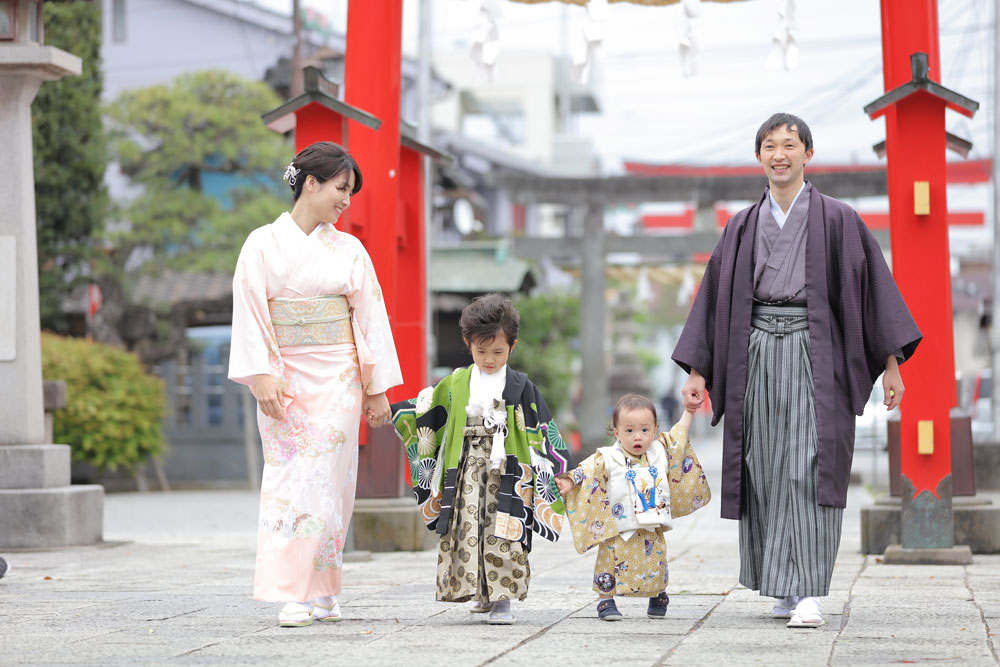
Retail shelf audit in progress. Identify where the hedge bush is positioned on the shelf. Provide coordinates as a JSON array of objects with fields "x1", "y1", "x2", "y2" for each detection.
[{"x1": 41, "y1": 333, "x2": 167, "y2": 471}]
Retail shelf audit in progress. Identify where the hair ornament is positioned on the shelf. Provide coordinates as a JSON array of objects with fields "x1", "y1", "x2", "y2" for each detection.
[{"x1": 282, "y1": 161, "x2": 301, "y2": 186}]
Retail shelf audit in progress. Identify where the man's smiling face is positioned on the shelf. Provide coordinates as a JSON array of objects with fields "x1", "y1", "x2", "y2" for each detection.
[{"x1": 756, "y1": 123, "x2": 814, "y2": 191}]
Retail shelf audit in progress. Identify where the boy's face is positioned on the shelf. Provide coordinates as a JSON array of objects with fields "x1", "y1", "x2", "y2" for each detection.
[
  {"x1": 465, "y1": 335, "x2": 516, "y2": 375},
  {"x1": 756, "y1": 124, "x2": 813, "y2": 191},
  {"x1": 614, "y1": 407, "x2": 658, "y2": 457}
]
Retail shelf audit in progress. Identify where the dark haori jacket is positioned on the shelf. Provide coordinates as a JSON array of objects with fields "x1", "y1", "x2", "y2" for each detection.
[
  {"x1": 672, "y1": 185, "x2": 922, "y2": 520},
  {"x1": 390, "y1": 365, "x2": 574, "y2": 551}
]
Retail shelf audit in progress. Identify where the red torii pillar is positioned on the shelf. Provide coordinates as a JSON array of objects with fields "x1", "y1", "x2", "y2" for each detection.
[{"x1": 866, "y1": 0, "x2": 978, "y2": 556}]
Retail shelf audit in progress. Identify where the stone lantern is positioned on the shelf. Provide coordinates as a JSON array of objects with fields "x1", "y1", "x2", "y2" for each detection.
[
  {"x1": 0, "y1": 0, "x2": 43, "y2": 44},
  {"x1": 0, "y1": 0, "x2": 104, "y2": 548}
]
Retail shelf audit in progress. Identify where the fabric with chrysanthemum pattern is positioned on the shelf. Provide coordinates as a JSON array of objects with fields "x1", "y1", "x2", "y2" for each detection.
[{"x1": 229, "y1": 212, "x2": 403, "y2": 602}]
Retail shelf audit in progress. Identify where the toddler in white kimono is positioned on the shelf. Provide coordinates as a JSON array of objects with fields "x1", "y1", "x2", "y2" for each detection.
[{"x1": 556, "y1": 393, "x2": 708, "y2": 621}]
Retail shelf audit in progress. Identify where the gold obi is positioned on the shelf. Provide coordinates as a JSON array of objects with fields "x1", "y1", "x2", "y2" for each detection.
[{"x1": 268, "y1": 295, "x2": 355, "y2": 348}]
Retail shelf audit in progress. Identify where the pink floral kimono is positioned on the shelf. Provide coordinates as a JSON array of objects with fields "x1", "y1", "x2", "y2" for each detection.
[{"x1": 229, "y1": 212, "x2": 402, "y2": 602}]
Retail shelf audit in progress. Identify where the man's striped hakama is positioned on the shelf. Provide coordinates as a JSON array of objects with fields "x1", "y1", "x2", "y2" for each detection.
[{"x1": 738, "y1": 304, "x2": 844, "y2": 598}]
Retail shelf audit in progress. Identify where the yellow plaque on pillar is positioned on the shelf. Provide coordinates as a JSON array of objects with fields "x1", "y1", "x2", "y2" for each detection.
[
  {"x1": 914, "y1": 181, "x2": 930, "y2": 215},
  {"x1": 917, "y1": 420, "x2": 934, "y2": 454}
]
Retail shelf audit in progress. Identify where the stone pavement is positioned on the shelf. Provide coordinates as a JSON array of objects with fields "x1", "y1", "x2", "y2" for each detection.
[{"x1": 2, "y1": 435, "x2": 999, "y2": 666}]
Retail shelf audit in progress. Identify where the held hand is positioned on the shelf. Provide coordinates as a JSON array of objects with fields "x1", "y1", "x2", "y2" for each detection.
[
  {"x1": 883, "y1": 356, "x2": 904, "y2": 411},
  {"x1": 363, "y1": 392, "x2": 391, "y2": 428},
  {"x1": 555, "y1": 475, "x2": 574, "y2": 497},
  {"x1": 252, "y1": 374, "x2": 285, "y2": 421},
  {"x1": 681, "y1": 370, "x2": 706, "y2": 412}
]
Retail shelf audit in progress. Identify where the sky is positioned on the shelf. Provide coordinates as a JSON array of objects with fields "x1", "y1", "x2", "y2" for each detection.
[{"x1": 260, "y1": 0, "x2": 994, "y2": 170}]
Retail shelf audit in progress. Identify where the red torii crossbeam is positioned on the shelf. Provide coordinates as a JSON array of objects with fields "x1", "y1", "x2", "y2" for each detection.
[{"x1": 866, "y1": 0, "x2": 978, "y2": 553}]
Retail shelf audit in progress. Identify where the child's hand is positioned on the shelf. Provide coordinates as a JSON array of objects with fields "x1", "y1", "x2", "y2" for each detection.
[{"x1": 555, "y1": 475, "x2": 574, "y2": 496}]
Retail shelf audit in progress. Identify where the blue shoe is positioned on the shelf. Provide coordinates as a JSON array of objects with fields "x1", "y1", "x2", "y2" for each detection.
[
  {"x1": 647, "y1": 592, "x2": 669, "y2": 618},
  {"x1": 597, "y1": 598, "x2": 622, "y2": 621}
]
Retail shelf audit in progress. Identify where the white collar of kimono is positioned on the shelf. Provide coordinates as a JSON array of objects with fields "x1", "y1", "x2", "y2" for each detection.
[
  {"x1": 278, "y1": 211, "x2": 328, "y2": 238},
  {"x1": 469, "y1": 364, "x2": 507, "y2": 407},
  {"x1": 768, "y1": 181, "x2": 806, "y2": 230}
]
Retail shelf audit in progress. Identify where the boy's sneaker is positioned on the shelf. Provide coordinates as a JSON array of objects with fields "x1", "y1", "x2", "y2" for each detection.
[
  {"x1": 647, "y1": 592, "x2": 669, "y2": 618},
  {"x1": 597, "y1": 598, "x2": 622, "y2": 621}
]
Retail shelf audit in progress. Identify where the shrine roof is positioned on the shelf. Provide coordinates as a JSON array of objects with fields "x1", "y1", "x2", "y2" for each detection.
[{"x1": 429, "y1": 242, "x2": 536, "y2": 294}]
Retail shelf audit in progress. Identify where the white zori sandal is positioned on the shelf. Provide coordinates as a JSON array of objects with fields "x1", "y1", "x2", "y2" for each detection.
[
  {"x1": 278, "y1": 602, "x2": 314, "y2": 628},
  {"x1": 787, "y1": 596, "x2": 824, "y2": 628},
  {"x1": 470, "y1": 600, "x2": 494, "y2": 614},
  {"x1": 312, "y1": 596, "x2": 342, "y2": 622},
  {"x1": 772, "y1": 595, "x2": 800, "y2": 619}
]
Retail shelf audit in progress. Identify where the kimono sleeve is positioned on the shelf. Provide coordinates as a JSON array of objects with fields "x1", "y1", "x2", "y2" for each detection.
[
  {"x1": 563, "y1": 451, "x2": 617, "y2": 554},
  {"x1": 672, "y1": 220, "x2": 736, "y2": 392},
  {"x1": 347, "y1": 241, "x2": 403, "y2": 395},
  {"x1": 661, "y1": 423, "x2": 711, "y2": 518},
  {"x1": 522, "y1": 381, "x2": 573, "y2": 476},
  {"x1": 391, "y1": 376, "x2": 452, "y2": 488},
  {"x1": 857, "y1": 217, "x2": 922, "y2": 383},
  {"x1": 390, "y1": 375, "x2": 453, "y2": 531},
  {"x1": 228, "y1": 233, "x2": 277, "y2": 386}
]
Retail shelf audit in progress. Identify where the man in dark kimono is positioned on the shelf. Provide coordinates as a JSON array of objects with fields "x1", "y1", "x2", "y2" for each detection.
[{"x1": 672, "y1": 113, "x2": 921, "y2": 628}]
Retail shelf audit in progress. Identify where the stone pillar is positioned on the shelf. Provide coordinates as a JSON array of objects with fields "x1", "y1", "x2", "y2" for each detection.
[
  {"x1": 0, "y1": 44, "x2": 104, "y2": 549},
  {"x1": 579, "y1": 203, "x2": 608, "y2": 455}
]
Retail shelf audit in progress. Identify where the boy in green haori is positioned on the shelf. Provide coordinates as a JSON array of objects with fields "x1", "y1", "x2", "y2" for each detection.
[{"x1": 390, "y1": 293, "x2": 573, "y2": 625}]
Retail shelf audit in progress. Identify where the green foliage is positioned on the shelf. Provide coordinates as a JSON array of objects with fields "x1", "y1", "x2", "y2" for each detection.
[
  {"x1": 32, "y1": 1, "x2": 108, "y2": 331},
  {"x1": 512, "y1": 293, "x2": 580, "y2": 418},
  {"x1": 41, "y1": 332, "x2": 167, "y2": 471},
  {"x1": 103, "y1": 70, "x2": 289, "y2": 278}
]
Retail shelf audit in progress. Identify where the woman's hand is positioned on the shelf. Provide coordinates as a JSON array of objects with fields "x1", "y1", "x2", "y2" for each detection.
[
  {"x1": 252, "y1": 374, "x2": 285, "y2": 421},
  {"x1": 883, "y1": 356, "x2": 904, "y2": 411},
  {"x1": 364, "y1": 392, "x2": 391, "y2": 428},
  {"x1": 555, "y1": 475, "x2": 575, "y2": 497}
]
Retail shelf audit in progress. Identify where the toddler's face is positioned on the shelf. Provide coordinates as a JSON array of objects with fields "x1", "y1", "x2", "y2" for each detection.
[
  {"x1": 614, "y1": 407, "x2": 658, "y2": 457},
  {"x1": 465, "y1": 335, "x2": 515, "y2": 375}
]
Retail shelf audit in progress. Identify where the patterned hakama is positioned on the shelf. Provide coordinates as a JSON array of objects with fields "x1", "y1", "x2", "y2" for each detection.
[
  {"x1": 437, "y1": 412, "x2": 530, "y2": 602},
  {"x1": 739, "y1": 304, "x2": 843, "y2": 598}
]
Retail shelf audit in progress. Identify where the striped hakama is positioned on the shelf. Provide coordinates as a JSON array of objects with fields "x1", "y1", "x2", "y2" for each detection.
[{"x1": 738, "y1": 304, "x2": 843, "y2": 598}]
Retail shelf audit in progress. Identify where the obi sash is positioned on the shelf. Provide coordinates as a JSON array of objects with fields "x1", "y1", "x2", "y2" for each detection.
[{"x1": 267, "y1": 295, "x2": 375, "y2": 392}]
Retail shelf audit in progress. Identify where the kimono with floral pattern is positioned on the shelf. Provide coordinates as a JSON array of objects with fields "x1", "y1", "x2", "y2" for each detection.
[
  {"x1": 390, "y1": 365, "x2": 572, "y2": 551},
  {"x1": 229, "y1": 212, "x2": 402, "y2": 602}
]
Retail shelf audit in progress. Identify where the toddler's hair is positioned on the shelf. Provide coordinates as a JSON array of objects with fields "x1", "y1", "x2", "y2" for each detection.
[
  {"x1": 460, "y1": 293, "x2": 520, "y2": 346},
  {"x1": 612, "y1": 393, "x2": 658, "y2": 427}
]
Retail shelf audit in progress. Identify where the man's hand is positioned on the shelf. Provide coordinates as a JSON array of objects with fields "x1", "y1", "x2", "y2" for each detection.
[
  {"x1": 252, "y1": 374, "x2": 285, "y2": 421},
  {"x1": 364, "y1": 392, "x2": 391, "y2": 428},
  {"x1": 555, "y1": 475, "x2": 574, "y2": 496},
  {"x1": 681, "y1": 370, "x2": 706, "y2": 412},
  {"x1": 883, "y1": 356, "x2": 904, "y2": 411}
]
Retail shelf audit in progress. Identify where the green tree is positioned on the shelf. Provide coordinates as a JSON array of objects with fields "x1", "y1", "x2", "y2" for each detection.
[
  {"x1": 97, "y1": 71, "x2": 289, "y2": 352},
  {"x1": 32, "y1": 0, "x2": 108, "y2": 332},
  {"x1": 513, "y1": 292, "x2": 580, "y2": 417}
]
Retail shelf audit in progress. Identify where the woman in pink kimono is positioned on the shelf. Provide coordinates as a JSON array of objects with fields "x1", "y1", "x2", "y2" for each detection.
[{"x1": 228, "y1": 142, "x2": 403, "y2": 627}]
